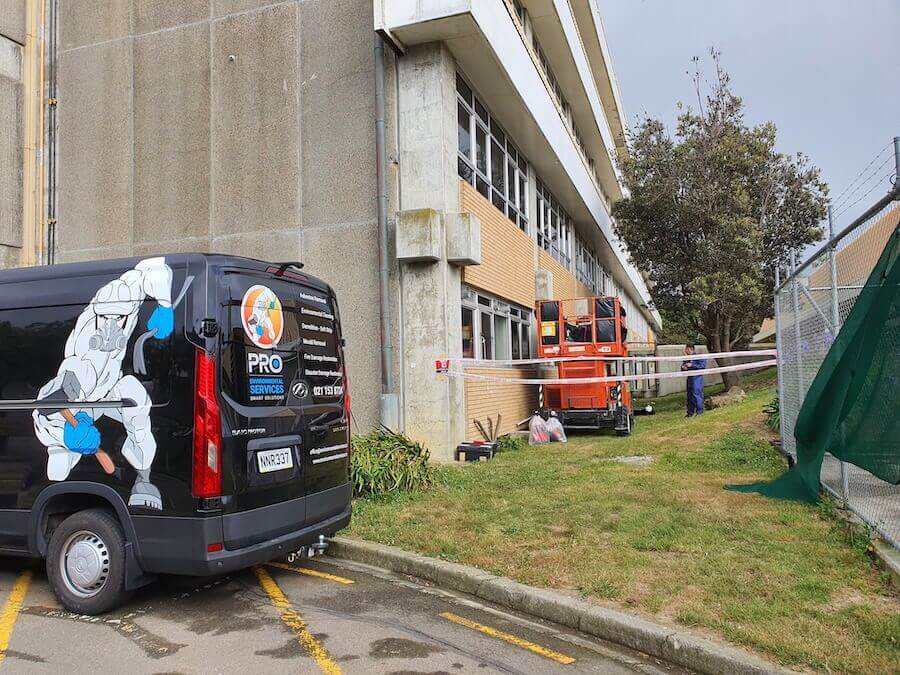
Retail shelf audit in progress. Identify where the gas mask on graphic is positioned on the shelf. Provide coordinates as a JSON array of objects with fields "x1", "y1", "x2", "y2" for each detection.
[{"x1": 89, "y1": 315, "x2": 128, "y2": 352}]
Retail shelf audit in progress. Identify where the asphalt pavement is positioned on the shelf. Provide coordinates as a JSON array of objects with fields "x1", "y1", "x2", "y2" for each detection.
[{"x1": 0, "y1": 554, "x2": 689, "y2": 674}]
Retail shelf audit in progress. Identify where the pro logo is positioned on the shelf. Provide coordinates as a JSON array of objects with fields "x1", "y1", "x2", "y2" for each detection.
[
  {"x1": 241, "y1": 285, "x2": 284, "y2": 349},
  {"x1": 248, "y1": 352, "x2": 283, "y2": 374}
]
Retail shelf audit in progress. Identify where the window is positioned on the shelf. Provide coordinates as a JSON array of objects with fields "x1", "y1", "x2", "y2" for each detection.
[
  {"x1": 536, "y1": 181, "x2": 572, "y2": 267},
  {"x1": 462, "y1": 307, "x2": 475, "y2": 358},
  {"x1": 457, "y1": 74, "x2": 529, "y2": 232},
  {"x1": 575, "y1": 236, "x2": 606, "y2": 295},
  {"x1": 461, "y1": 287, "x2": 532, "y2": 360}
]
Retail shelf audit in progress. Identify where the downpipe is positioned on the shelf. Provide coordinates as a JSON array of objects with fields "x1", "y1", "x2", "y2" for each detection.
[{"x1": 374, "y1": 32, "x2": 399, "y2": 428}]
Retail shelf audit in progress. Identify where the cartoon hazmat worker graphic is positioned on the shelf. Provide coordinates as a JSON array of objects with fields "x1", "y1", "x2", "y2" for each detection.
[{"x1": 32, "y1": 257, "x2": 174, "y2": 510}]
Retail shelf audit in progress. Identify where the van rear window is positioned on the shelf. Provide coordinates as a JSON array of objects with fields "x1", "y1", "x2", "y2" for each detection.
[{"x1": 219, "y1": 276, "x2": 343, "y2": 407}]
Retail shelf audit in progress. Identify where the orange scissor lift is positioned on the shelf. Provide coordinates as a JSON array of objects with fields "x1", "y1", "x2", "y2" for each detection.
[{"x1": 536, "y1": 296, "x2": 634, "y2": 435}]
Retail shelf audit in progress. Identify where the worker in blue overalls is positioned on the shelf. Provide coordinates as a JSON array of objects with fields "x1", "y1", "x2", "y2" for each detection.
[{"x1": 681, "y1": 343, "x2": 707, "y2": 417}]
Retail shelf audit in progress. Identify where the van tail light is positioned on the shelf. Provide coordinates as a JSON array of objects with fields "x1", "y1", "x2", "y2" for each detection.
[
  {"x1": 342, "y1": 365, "x2": 351, "y2": 462},
  {"x1": 342, "y1": 365, "x2": 351, "y2": 422},
  {"x1": 192, "y1": 348, "x2": 222, "y2": 498}
]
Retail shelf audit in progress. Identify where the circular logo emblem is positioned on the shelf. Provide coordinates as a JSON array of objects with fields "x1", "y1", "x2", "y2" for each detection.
[
  {"x1": 291, "y1": 381, "x2": 309, "y2": 399},
  {"x1": 241, "y1": 285, "x2": 284, "y2": 349}
]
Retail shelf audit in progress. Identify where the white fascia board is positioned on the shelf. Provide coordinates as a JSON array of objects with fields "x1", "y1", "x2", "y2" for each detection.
[
  {"x1": 552, "y1": 0, "x2": 622, "y2": 184},
  {"x1": 586, "y1": 0, "x2": 630, "y2": 152},
  {"x1": 381, "y1": 0, "x2": 472, "y2": 29}
]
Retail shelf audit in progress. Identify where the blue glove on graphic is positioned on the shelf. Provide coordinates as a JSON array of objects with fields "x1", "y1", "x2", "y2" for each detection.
[
  {"x1": 63, "y1": 412, "x2": 101, "y2": 455},
  {"x1": 147, "y1": 305, "x2": 174, "y2": 339}
]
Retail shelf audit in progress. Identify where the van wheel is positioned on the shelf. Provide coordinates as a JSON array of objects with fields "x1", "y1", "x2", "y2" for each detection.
[{"x1": 47, "y1": 508, "x2": 131, "y2": 615}]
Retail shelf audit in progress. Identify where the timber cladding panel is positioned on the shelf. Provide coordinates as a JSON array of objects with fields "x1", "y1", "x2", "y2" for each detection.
[
  {"x1": 460, "y1": 180, "x2": 536, "y2": 308},
  {"x1": 538, "y1": 248, "x2": 593, "y2": 299},
  {"x1": 463, "y1": 368, "x2": 539, "y2": 442}
]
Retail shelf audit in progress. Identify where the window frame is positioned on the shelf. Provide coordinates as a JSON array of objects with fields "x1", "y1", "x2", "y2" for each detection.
[
  {"x1": 536, "y1": 181, "x2": 572, "y2": 268},
  {"x1": 461, "y1": 286, "x2": 533, "y2": 361},
  {"x1": 457, "y1": 73, "x2": 529, "y2": 233}
]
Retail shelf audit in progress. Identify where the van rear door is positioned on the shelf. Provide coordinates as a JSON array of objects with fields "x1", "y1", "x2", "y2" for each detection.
[{"x1": 216, "y1": 266, "x2": 348, "y2": 547}]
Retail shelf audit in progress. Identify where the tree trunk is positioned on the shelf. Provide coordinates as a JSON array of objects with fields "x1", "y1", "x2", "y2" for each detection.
[
  {"x1": 720, "y1": 365, "x2": 741, "y2": 392},
  {"x1": 702, "y1": 313, "x2": 742, "y2": 391}
]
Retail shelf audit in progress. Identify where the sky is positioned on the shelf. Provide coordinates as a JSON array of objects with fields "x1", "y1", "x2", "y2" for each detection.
[{"x1": 597, "y1": 0, "x2": 899, "y2": 235}]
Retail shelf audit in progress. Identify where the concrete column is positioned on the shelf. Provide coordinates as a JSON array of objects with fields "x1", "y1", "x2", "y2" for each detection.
[
  {"x1": 0, "y1": 2, "x2": 25, "y2": 269},
  {"x1": 396, "y1": 43, "x2": 466, "y2": 461}
]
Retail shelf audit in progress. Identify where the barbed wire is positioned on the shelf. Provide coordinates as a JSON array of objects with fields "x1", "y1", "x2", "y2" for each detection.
[
  {"x1": 830, "y1": 142, "x2": 892, "y2": 207},
  {"x1": 832, "y1": 170, "x2": 895, "y2": 222}
]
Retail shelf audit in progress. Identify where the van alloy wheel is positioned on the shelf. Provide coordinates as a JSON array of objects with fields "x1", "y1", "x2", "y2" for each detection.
[{"x1": 60, "y1": 530, "x2": 110, "y2": 598}]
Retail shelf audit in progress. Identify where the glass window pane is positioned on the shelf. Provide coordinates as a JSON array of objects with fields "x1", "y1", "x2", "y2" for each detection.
[
  {"x1": 456, "y1": 74, "x2": 473, "y2": 105},
  {"x1": 462, "y1": 307, "x2": 475, "y2": 358},
  {"x1": 480, "y1": 310, "x2": 493, "y2": 360},
  {"x1": 475, "y1": 125, "x2": 488, "y2": 175},
  {"x1": 494, "y1": 315, "x2": 510, "y2": 360},
  {"x1": 475, "y1": 98, "x2": 489, "y2": 124},
  {"x1": 457, "y1": 102, "x2": 471, "y2": 159},
  {"x1": 476, "y1": 177, "x2": 490, "y2": 199},
  {"x1": 507, "y1": 157, "x2": 516, "y2": 200},
  {"x1": 458, "y1": 156, "x2": 474, "y2": 184},
  {"x1": 518, "y1": 173, "x2": 527, "y2": 213},
  {"x1": 491, "y1": 139, "x2": 505, "y2": 192},
  {"x1": 492, "y1": 124, "x2": 506, "y2": 147},
  {"x1": 511, "y1": 322, "x2": 521, "y2": 359},
  {"x1": 492, "y1": 189, "x2": 505, "y2": 213}
]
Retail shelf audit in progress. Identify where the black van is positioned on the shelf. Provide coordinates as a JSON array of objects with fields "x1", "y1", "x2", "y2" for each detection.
[{"x1": 0, "y1": 254, "x2": 351, "y2": 613}]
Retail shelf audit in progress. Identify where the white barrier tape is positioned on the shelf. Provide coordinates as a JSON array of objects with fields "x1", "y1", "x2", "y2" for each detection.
[
  {"x1": 443, "y1": 359, "x2": 777, "y2": 386},
  {"x1": 444, "y1": 349, "x2": 776, "y2": 369}
]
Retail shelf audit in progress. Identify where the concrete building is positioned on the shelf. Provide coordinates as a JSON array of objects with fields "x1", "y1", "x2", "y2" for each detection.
[
  {"x1": 3, "y1": 0, "x2": 660, "y2": 459},
  {"x1": 1, "y1": 0, "x2": 43, "y2": 269}
]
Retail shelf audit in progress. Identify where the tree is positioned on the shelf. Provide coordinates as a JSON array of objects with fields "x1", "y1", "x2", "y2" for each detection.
[{"x1": 612, "y1": 51, "x2": 828, "y2": 390}]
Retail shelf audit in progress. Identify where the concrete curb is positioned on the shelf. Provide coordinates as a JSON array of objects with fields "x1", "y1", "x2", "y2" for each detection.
[
  {"x1": 328, "y1": 537, "x2": 785, "y2": 675},
  {"x1": 873, "y1": 539, "x2": 900, "y2": 589}
]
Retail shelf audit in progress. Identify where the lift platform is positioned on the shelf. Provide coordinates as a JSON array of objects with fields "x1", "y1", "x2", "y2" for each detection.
[{"x1": 536, "y1": 296, "x2": 634, "y2": 435}]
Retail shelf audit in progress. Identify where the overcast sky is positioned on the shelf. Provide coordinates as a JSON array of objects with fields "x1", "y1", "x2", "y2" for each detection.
[{"x1": 597, "y1": 0, "x2": 899, "y2": 233}]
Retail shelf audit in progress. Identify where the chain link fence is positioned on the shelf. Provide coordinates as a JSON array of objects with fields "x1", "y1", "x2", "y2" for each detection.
[{"x1": 775, "y1": 150, "x2": 900, "y2": 550}]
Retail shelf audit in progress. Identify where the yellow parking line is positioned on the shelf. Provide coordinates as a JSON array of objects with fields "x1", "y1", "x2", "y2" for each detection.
[
  {"x1": 0, "y1": 570, "x2": 32, "y2": 667},
  {"x1": 266, "y1": 561, "x2": 354, "y2": 585},
  {"x1": 253, "y1": 566, "x2": 342, "y2": 675},
  {"x1": 439, "y1": 611, "x2": 575, "y2": 665}
]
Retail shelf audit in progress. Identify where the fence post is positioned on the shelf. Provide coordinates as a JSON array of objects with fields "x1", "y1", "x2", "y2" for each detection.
[
  {"x1": 827, "y1": 206, "x2": 849, "y2": 502},
  {"x1": 894, "y1": 136, "x2": 900, "y2": 187},
  {"x1": 790, "y1": 251, "x2": 804, "y2": 402},
  {"x1": 773, "y1": 266, "x2": 788, "y2": 452}
]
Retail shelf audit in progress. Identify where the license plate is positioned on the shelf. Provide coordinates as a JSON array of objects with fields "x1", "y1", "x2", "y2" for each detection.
[{"x1": 257, "y1": 447, "x2": 294, "y2": 474}]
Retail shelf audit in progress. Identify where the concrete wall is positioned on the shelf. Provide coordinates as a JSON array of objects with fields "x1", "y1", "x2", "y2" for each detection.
[
  {"x1": 0, "y1": 0, "x2": 25, "y2": 269},
  {"x1": 53, "y1": 0, "x2": 393, "y2": 431}
]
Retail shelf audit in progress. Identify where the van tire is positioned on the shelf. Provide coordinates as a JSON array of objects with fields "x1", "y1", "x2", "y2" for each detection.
[{"x1": 46, "y1": 508, "x2": 131, "y2": 615}]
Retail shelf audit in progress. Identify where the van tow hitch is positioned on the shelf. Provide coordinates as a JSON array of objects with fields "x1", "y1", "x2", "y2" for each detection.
[{"x1": 285, "y1": 535, "x2": 328, "y2": 563}]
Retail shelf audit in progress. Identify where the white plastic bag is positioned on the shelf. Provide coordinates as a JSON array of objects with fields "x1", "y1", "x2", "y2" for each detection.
[
  {"x1": 528, "y1": 414, "x2": 550, "y2": 445},
  {"x1": 546, "y1": 416, "x2": 567, "y2": 443}
]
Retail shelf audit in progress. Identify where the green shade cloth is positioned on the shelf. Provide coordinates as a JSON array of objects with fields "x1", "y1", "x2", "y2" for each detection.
[{"x1": 729, "y1": 224, "x2": 900, "y2": 503}]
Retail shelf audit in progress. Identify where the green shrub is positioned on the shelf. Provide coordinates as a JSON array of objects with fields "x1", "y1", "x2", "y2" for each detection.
[
  {"x1": 350, "y1": 429, "x2": 435, "y2": 498},
  {"x1": 763, "y1": 395, "x2": 780, "y2": 432},
  {"x1": 495, "y1": 434, "x2": 526, "y2": 453}
]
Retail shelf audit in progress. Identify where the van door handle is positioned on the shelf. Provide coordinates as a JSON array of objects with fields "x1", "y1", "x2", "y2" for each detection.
[{"x1": 309, "y1": 424, "x2": 329, "y2": 435}]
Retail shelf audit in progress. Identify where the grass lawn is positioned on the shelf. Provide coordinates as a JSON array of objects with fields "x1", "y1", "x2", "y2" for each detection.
[{"x1": 349, "y1": 370, "x2": 900, "y2": 673}]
